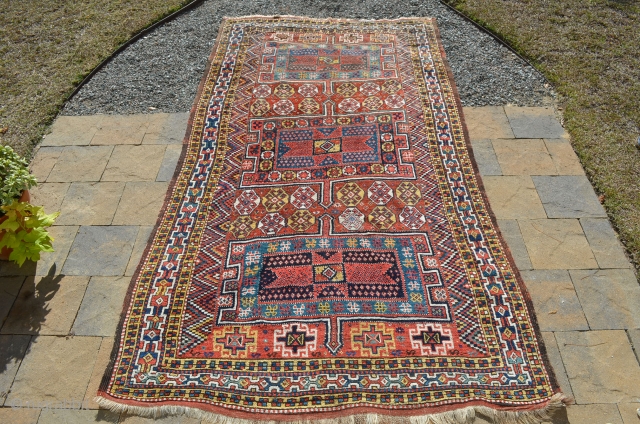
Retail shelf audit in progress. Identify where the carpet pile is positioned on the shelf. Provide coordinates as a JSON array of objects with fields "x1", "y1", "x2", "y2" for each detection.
[{"x1": 98, "y1": 16, "x2": 567, "y2": 423}]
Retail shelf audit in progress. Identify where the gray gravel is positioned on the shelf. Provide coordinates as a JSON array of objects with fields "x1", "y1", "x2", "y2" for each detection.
[{"x1": 62, "y1": 0, "x2": 552, "y2": 116}]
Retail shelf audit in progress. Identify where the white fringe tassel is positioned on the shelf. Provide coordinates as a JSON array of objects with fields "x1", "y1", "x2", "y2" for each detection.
[{"x1": 95, "y1": 393, "x2": 569, "y2": 424}]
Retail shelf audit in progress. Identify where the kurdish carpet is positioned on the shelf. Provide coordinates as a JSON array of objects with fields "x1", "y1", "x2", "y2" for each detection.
[{"x1": 98, "y1": 16, "x2": 568, "y2": 423}]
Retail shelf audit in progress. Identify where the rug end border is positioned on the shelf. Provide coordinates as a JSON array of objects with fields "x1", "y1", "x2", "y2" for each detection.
[{"x1": 95, "y1": 392, "x2": 571, "y2": 424}]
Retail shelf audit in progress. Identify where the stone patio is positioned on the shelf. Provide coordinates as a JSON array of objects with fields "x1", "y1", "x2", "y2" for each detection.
[{"x1": 0, "y1": 107, "x2": 638, "y2": 423}]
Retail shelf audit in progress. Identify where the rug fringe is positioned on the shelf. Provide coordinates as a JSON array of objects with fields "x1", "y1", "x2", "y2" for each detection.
[{"x1": 95, "y1": 393, "x2": 570, "y2": 424}]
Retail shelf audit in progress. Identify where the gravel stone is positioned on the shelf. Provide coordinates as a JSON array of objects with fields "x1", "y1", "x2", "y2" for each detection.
[{"x1": 62, "y1": 0, "x2": 553, "y2": 116}]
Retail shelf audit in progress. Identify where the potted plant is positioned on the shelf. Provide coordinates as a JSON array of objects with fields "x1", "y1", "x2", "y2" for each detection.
[{"x1": 0, "y1": 145, "x2": 59, "y2": 266}]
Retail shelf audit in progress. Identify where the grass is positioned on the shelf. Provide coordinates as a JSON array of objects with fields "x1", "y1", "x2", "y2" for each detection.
[
  {"x1": 0, "y1": 0, "x2": 190, "y2": 157},
  {"x1": 448, "y1": 0, "x2": 640, "y2": 272}
]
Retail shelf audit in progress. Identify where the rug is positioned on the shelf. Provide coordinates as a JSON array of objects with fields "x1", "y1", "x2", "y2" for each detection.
[{"x1": 98, "y1": 16, "x2": 567, "y2": 423}]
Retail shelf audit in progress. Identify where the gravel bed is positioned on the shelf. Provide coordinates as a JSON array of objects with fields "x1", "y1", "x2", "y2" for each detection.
[{"x1": 62, "y1": 0, "x2": 552, "y2": 116}]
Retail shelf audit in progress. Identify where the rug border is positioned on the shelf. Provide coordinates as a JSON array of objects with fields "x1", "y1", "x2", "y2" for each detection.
[
  {"x1": 428, "y1": 19, "x2": 563, "y2": 396},
  {"x1": 97, "y1": 14, "x2": 569, "y2": 422}
]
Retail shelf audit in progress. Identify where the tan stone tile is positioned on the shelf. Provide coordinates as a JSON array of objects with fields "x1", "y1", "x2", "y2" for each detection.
[
  {"x1": 544, "y1": 139, "x2": 585, "y2": 176},
  {"x1": 492, "y1": 139, "x2": 557, "y2": 175},
  {"x1": 47, "y1": 146, "x2": 113, "y2": 182},
  {"x1": 566, "y1": 404, "x2": 623, "y2": 424},
  {"x1": 541, "y1": 332, "x2": 574, "y2": 400},
  {"x1": 518, "y1": 219, "x2": 598, "y2": 269},
  {"x1": 462, "y1": 106, "x2": 515, "y2": 139},
  {"x1": 571, "y1": 269, "x2": 640, "y2": 330},
  {"x1": 56, "y1": 182, "x2": 125, "y2": 226},
  {"x1": 29, "y1": 147, "x2": 64, "y2": 182},
  {"x1": 618, "y1": 403, "x2": 640, "y2": 424},
  {"x1": 34, "y1": 225, "x2": 78, "y2": 277},
  {"x1": 139, "y1": 112, "x2": 170, "y2": 144},
  {"x1": 41, "y1": 115, "x2": 102, "y2": 147},
  {"x1": 555, "y1": 330, "x2": 640, "y2": 404},
  {"x1": 0, "y1": 335, "x2": 31, "y2": 406},
  {"x1": 29, "y1": 183, "x2": 69, "y2": 216},
  {"x1": 91, "y1": 114, "x2": 165, "y2": 145},
  {"x1": 628, "y1": 329, "x2": 640, "y2": 364},
  {"x1": 37, "y1": 409, "x2": 119, "y2": 423},
  {"x1": 6, "y1": 336, "x2": 101, "y2": 407},
  {"x1": 125, "y1": 227, "x2": 154, "y2": 276},
  {"x1": 142, "y1": 112, "x2": 189, "y2": 145},
  {"x1": 0, "y1": 407, "x2": 41, "y2": 423},
  {"x1": 0, "y1": 276, "x2": 25, "y2": 322},
  {"x1": 1, "y1": 275, "x2": 89, "y2": 335},
  {"x1": 112, "y1": 182, "x2": 169, "y2": 226},
  {"x1": 523, "y1": 271, "x2": 588, "y2": 331},
  {"x1": 83, "y1": 337, "x2": 115, "y2": 409},
  {"x1": 580, "y1": 218, "x2": 632, "y2": 269},
  {"x1": 101, "y1": 145, "x2": 166, "y2": 181},
  {"x1": 482, "y1": 176, "x2": 547, "y2": 219}
]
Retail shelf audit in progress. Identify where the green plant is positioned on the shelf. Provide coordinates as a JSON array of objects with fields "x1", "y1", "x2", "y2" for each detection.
[
  {"x1": 0, "y1": 201, "x2": 59, "y2": 266},
  {"x1": 0, "y1": 145, "x2": 37, "y2": 208}
]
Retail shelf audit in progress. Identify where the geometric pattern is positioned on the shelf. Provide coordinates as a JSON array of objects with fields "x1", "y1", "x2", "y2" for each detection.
[{"x1": 100, "y1": 16, "x2": 560, "y2": 422}]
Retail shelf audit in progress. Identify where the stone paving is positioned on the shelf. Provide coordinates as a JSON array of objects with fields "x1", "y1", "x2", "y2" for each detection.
[{"x1": 0, "y1": 107, "x2": 638, "y2": 423}]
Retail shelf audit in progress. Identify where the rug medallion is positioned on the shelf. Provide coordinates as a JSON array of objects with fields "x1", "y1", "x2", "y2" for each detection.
[{"x1": 99, "y1": 16, "x2": 565, "y2": 423}]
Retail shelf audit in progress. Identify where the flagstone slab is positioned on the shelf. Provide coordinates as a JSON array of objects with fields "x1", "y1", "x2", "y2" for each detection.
[
  {"x1": 30, "y1": 183, "x2": 69, "y2": 218},
  {"x1": 156, "y1": 144, "x2": 183, "y2": 182},
  {"x1": 504, "y1": 106, "x2": 566, "y2": 139},
  {"x1": 29, "y1": 147, "x2": 64, "y2": 182},
  {"x1": 102, "y1": 145, "x2": 167, "y2": 182},
  {"x1": 580, "y1": 218, "x2": 632, "y2": 269},
  {"x1": 544, "y1": 139, "x2": 585, "y2": 176},
  {"x1": 469, "y1": 139, "x2": 502, "y2": 176},
  {"x1": 90, "y1": 114, "x2": 165, "y2": 146},
  {"x1": 112, "y1": 182, "x2": 169, "y2": 226},
  {"x1": 125, "y1": 226, "x2": 154, "y2": 277},
  {"x1": 523, "y1": 271, "x2": 588, "y2": 331},
  {"x1": 463, "y1": 106, "x2": 515, "y2": 139},
  {"x1": 6, "y1": 336, "x2": 101, "y2": 407},
  {"x1": 142, "y1": 112, "x2": 189, "y2": 144},
  {"x1": 55, "y1": 182, "x2": 125, "y2": 226},
  {"x1": 482, "y1": 176, "x2": 547, "y2": 219},
  {"x1": 0, "y1": 407, "x2": 41, "y2": 423},
  {"x1": 555, "y1": 330, "x2": 640, "y2": 404},
  {"x1": 540, "y1": 332, "x2": 574, "y2": 402},
  {"x1": 83, "y1": 337, "x2": 114, "y2": 409},
  {"x1": 532, "y1": 176, "x2": 607, "y2": 218},
  {"x1": 628, "y1": 329, "x2": 640, "y2": 364},
  {"x1": 0, "y1": 276, "x2": 25, "y2": 323},
  {"x1": 36, "y1": 409, "x2": 120, "y2": 424},
  {"x1": 42, "y1": 115, "x2": 102, "y2": 147},
  {"x1": 518, "y1": 219, "x2": 598, "y2": 269},
  {"x1": 34, "y1": 226, "x2": 78, "y2": 277},
  {"x1": 570, "y1": 269, "x2": 640, "y2": 330},
  {"x1": 1, "y1": 275, "x2": 89, "y2": 336},
  {"x1": 496, "y1": 219, "x2": 533, "y2": 270},
  {"x1": 566, "y1": 404, "x2": 623, "y2": 424},
  {"x1": 0, "y1": 335, "x2": 31, "y2": 406},
  {"x1": 492, "y1": 139, "x2": 557, "y2": 175},
  {"x1": 617, "y1": 403, "x2": 640, "y2": 424},
  {"x1": 62, "y1": 226, "x2": 138, "y2": 276},
  {"x1": 47, "y1": 146, "x2": 113, "y2": 183},
  {"x1": 72, "y1": 277, "x2": 129, "y2": 337}
]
